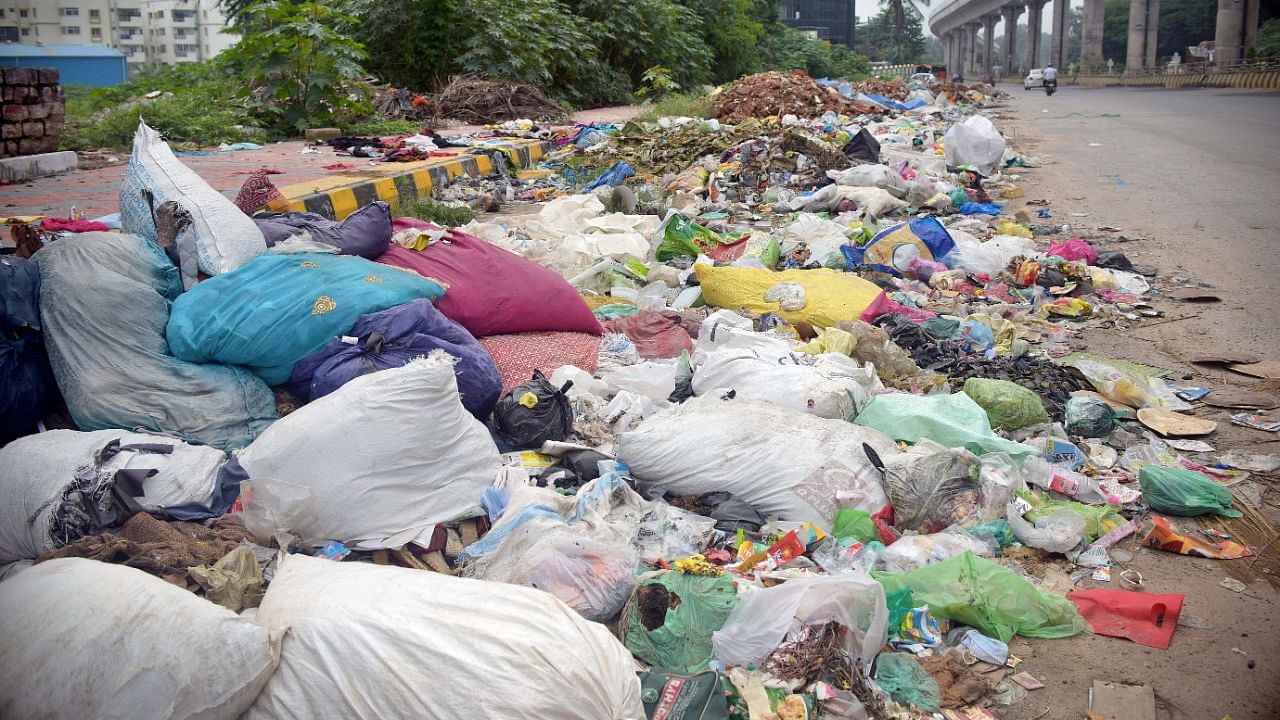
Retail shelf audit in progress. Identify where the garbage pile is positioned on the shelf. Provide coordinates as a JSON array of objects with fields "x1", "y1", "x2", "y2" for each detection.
[
  {"x1": 1, "y1": 70, "x2": 1275, "y2": 720},
  {"x1": 433, "y1": 74, "x2": 568, "y2": 124},
  {"x1": 716, "y1": 70, "x2": 853, "y2": 124}
]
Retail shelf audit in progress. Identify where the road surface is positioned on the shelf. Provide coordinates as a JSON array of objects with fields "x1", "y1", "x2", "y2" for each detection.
[{"x1": 995, "y1": 85, "x2": 1280, "y2": 720}]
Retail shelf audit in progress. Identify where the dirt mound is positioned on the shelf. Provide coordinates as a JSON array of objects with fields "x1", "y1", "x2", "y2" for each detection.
[
  {"x1": 716, "y1": 71, "x2": 845, "y2": 124},
  {"x1": 855, "y1": 78, "x2": 911, "y2": 101},
  {"x1": 433, "y1": 74, "x2": 568, "y2": 125}
]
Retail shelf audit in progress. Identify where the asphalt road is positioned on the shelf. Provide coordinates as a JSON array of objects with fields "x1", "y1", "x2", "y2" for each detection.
[
  {"x1": 1003, "y1": 85, "x2": 1280, "y2": 358},
  {"x1": 996, "y1": 86, "x2": 1280, "y2": 720}
]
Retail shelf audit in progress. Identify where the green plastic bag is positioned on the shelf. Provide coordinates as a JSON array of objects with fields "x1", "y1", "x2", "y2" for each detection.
[
  {"x1": 884, "y1": 586, "x2": 915, "y2": 638},
  {"x1": 966, "y1": 519, "x2": 1018, "y2": 550},
  {"x1": 1021, "y1": 492, "x2": 1127, "y2": 540},
  {"x1": 759, "y1": 237, "x2": 781, "y2": 269},
  {"x1": 1138, "y1": 466, "x2": 1241, "y2": 518},
  {"x1": 962, "y1": 378, "x2": 1051, "y2": 430},
  {"x1": 874, "y1": 552, "x2": 1086, "y2": 642},
  {"x1": 657, "y1": 214, "x2": 730, "y2": 261},
  {"x1": 831, "y1": 508, "x2": 878, "y2": 544},
  {"x1": 855, "y1": 392, "x2": 1039, "y2": 458},
  {"x1": 624, "y1": 571, "x2": 739, "y2": 673},
  {"x1": 874, "y1": 653, "x2": 940, "y2": 712}
]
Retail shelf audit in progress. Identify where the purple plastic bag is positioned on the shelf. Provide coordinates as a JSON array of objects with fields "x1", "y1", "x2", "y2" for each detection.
[{"x1": 288, "y1": 299, "x2": 502, "y2": 418}]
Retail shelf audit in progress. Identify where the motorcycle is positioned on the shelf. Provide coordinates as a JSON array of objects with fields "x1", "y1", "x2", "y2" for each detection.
[{"x1": 1044, "y1": 79, "x2": 1058, "y2": 96}]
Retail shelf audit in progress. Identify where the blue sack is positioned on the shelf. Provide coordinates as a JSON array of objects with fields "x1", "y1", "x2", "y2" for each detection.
[
  {"x1": 959, "y1": 202, "x2": 1003, "y2": 215},
  {"x1": 167, "y1": 252, "x2": 446, "y2": 386},
  {"x1": 583, "y1": 160, "x2": 635, "y2": 192},
  {"x1": 288, "y1": 299, "x2": 502, "y2": 419},
  {"x1": 0, "y1": 256, "x2": 54, "y2": 445},
  {"x1": 842, "y1": 216, "x2": 956, "y2": 277}
]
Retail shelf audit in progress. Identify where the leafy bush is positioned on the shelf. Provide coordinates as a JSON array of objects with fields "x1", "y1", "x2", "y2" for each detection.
[
  {"x1": 342, "y1": 118, "x2": 424, "y2": 136},
  {"x1": 395, "y1": 198, "x2": 476, "y2": 227},
  {"x1": 632, "y1": 93, "x2": 717, "y2": 122}
]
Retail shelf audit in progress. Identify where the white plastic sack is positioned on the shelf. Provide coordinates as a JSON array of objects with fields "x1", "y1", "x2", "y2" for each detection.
[
  {"x1": 781, "y1": 185, "x2": 908, "y2": 218},
  {"x1": 713, "y1": 574, "x2": 888, "y2": 669},
  {"x1": 247, "y1": 553, "x2": 643, "y2": 720},
  {"x1": 692, "y1": 347, "x2": 882, "y2": 419},
  {"x1": 943, "y1": 115, "x2": 1007, "y2": 176},
  {"x1": 0, "y1": 558, "x2": 279, "y2": 720},
  {"x1": 827, "y1": 164, "x2": 910, "y2": 198},
  {"x1": 877, "y1": 532, "x2": 993, "y2": 574},
  {"x1": 599, "y1": 360, "x2": 678, "y2": 404},
  {"x1": 460, "y1": 474, "x2": 645, "y2": 621},
  {"x1": 0, "y1": 429, "x2": 225, "y2": 563},
  {"x1": 951, "y1": 233, "x2": 1037, "y2": 276},
  {"x1": 779, "y1": 213, "x2": 853, "y2": 264},
  {"x1": 120, "y1": 121, "x2": 266, "y2": 275},
  {"x1": 236, "y1": 355, "x2": 500, "y2": 547},
  {"x1": 617, "y1": 395, "x2": 899, "y2": 525}
]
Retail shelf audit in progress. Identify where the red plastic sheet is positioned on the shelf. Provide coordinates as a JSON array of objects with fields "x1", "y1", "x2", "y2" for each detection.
[
  {"x1": 601, "y1": 310, "x2": 695, "y2": 360},
  {"x1": 1068, "y1": 589, "x2": 1183, "y2": 649}
]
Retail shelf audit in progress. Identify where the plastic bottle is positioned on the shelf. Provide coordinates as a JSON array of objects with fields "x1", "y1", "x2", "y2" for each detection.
[{"x1": 1024, "y1": 457, "x2": 1118, "y2": 505}]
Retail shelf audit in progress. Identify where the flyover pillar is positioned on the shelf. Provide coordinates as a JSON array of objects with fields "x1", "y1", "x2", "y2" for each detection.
[
  {"x1": 1082, "y1": 0, "x2": 1105, "y2": 69},
  {"x1": 983, "y1": 14, "x2": 999, "y2": 76},
  {"x1": 1126, "y1": 0, "x2": 1160, "y2": 71},
  {"x1": 967, "y1": 22, "x2": 981, "y2": 77},
  {"x1": 1002, "y1": 4, "x2": 1024, "y2": 76},
  {"x1": 1049, "y1": 0, "x2": 1069, "y2": 69},
  {"x1": 1214, "y1": 0, "x2": 1255, "y2": 63},
  {"x1": 1025, "y1": 0, "x2": 1045, "y2": 70}
]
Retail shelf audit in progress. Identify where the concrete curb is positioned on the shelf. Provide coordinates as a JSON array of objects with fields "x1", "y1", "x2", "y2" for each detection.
[
  {"x1": 274, "y1": 139, "x2": 551, "y2": 220},
  {"x1": 0, "y1": 150, "x2": 77, "y2": 182}
]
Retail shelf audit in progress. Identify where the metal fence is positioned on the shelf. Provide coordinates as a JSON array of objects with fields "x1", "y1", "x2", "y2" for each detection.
[{"x1": 1064, "y1": 55, "x2": 1280, "y2": 90}]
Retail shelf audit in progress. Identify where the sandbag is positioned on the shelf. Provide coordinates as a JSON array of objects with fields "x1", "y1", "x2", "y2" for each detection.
[
  {"x1": 167, "y1": 252, "x2": 446, "y2": 385},
  {"x1": 246, "y1": 553, "x2": 643, "y2": 720},
  {"x1": 287, "y1": 299, "x2": 501, "y2": 418},
  {"x1": 693, "y1": 340, "x2": 882, "y2": 419},
  {"x1": 460, "y1": 474, "x2": 643, "y2": 621},
  {"x1": 35, "y1": 232, "x2": 276, "y2": 451},
  {"x1": 120, "y1": 121, "x2": 265, "y2": 275},
  {"x1": 493, "y1": 370, "x2": 574, "y2": 448},
  {"x1": 236, "y1": 356, "x2": 501, "y2": 547},
  {"x1": 253, "y1": 201, "x2": 392, "y2": 259},
  {"x1": 618, "y1": 395, "x2": 898, "y2": 525},
  {"x1": 0, "y1": 255, "x2": 53, "y2": 444},
  {"x1": 377, "y1": 227, "x2": 602, "y2": 337},
  {"x1": 0, "y1": 429, "x2": 229, "y2": 563},
  {"x1": 942, "y1": 115, "x2": 1007, "y2": 176},
  {"x1": 0, "y1": 558, "x2": 278, "y2": 720},
  {"x1": 695, "y1": 265, "x2": 882, "y2": 329}
]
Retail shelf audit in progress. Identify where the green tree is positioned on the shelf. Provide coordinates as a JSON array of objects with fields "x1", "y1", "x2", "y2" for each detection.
[
  {"x1": 563, "y1": 0, "x2": 714, "y2": 91},
  {"x1": 1259, "y1": 18, "x2": 1280, "y2": 57},
  {"x1": 340, "y1": 0, "x2": 462, "y2": 91},
  {"x1": 760, "y1": 24, "x2": 869, "y2": 79},
  {"x1": 1157, "y1": 0, "x2": 1216, "y2": 60},
  {"x1": 678, "y1": 0, "x2": 766, "y2": 83},
  {"x1": 1103, "y1": 0, "x2": 1129, "y2": 66},
  {"x1": 857, "y1": 2, "x2": 927, "y2": 64},
  {"x1": 221, "y1": 0, "x2": 369, "y2": 134}
]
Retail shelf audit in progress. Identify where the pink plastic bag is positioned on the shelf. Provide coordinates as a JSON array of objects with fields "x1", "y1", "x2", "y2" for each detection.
[
  {"x1": 860, "y1": 290, "x2": 938, "y2": 324},
  {"x1": 378, "y1": 226, "x2": 602, "y2": 338},
  {"x1": 1047, "y1": 238, "x2": 1098, "y2": 265}
]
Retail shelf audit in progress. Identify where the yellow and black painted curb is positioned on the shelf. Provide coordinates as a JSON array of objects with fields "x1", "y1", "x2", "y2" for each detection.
[{"x1": 275, "y1": 139, "x2": 551, "y2": 220}]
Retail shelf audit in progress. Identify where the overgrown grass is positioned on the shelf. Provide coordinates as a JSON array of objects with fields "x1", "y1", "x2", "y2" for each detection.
[
  {"x1": 632, "y1": 93, "x2": 717, "y2": 123},
  {"x1": 341, "y1": 118, "x2": 425, "y2": 137},
  {"x1": 394, "y1": 198, "x2": 476, "y2": 227}
]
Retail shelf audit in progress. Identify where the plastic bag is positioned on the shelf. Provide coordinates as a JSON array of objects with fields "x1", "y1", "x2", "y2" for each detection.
[
  {"x1": 656, "y1": 212, "x2": 732, "y2": 261},
  {"x1": 962, "y1": 378, "x2": 1050, "y2": 430},
  {"x1": 1047, "y1": 237, "x2": 1098, "y2": 264},
  {"x1": 1064, "y1": 396, "x2": 1117, "y2": 437},
  {"x1": 634, "y1": 502, "x2": 717, "y2": 564},
  {"x1": 881, "y1": 441, "x2": 982, "y2": 533},
  {"x1": 950, "y1": 233, "x2": 1036, "y2": 276},
  {"x1": 1138, "y1": 466, "x2": 1241, "y2": 518},
  {"x1": 874, "y1": 653, "x2": 940, "y2": 712},
  {"x1": 942, "y1": 115, "x2": 1007, "y2": 176},
  {"x1": 828, "y1": 164, "x2": 911, "y2": 197},
  {"x1": 713, "y1": 574, "x2": 889, "y2": 668},
  {"x1": 842, "y1": 217, "x2": 955, "y2": 277},
  {"x1": 878, "y1": 532, "x2": 993, "y2": 573},
  {"x1": 832, "y1": 508, "x2": 879, "y2": 544},
  {"x1": 1023, "y1": 494, "x2": 1126, "y2": 540},
  {"x1": 1069, "y1": 358, "x2": 1167, "y2": 409},
  {"x1": 855, "y1": 393, "x2": 1039, "y2": 458},
  {"x1": 525, "y1": 536, "x2": 638, "y2": 622},
  {"x1": 695, "y1": 265, "x2": 882, "y2": 329},
  {"x1": 874, "y1": 552, "x2": 1087, "y2": 642},
  {"x1": 692, "y1": 346, "x2": 882, "y2": 420},
  {"x1": 624, "y1": 570, "x2": 739, "y2": 673},
  {"x1": 494, "y1": 370, "x2": 575, "y2": 449},
  {"x1": 1007, "y1": 503, "x2": 1087, "y2": 553}
]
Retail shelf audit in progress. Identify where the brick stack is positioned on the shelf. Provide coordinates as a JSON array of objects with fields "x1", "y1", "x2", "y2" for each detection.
[{"x1": 1, "y1": 68, "x2": 65, "y2": 158}]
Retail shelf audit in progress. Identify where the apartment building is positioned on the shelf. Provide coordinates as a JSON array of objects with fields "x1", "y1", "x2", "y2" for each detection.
[{"x1": 0, "y1": 0, "x2": 238, "y2": 72}]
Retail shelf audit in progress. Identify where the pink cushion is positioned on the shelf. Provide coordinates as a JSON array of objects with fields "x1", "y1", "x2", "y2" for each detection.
[{"x1": 377, "y1": 226, "x2": 603, "y2": 338}]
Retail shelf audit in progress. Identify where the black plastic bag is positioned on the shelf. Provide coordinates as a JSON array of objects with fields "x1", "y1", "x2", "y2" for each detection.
[
  {"x1": 493, "y1": 370, "x2": 574, "y2": 449},
  {"x1": 842, "y1": 128, "x2": 881, "y2": 163}
]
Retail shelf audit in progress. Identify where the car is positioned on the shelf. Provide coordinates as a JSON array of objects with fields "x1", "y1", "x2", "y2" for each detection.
[
  {"x1": 908, "y1": 72, "x2": 936, "y2": 86},
  {"x1": 1024, "y1": 68, "x2": 1044, "y2": 90}
]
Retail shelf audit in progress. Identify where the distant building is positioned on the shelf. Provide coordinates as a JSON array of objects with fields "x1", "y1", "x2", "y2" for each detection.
[
  {"x1": 780, "y1": 0, "x2": 855, "y2": 48},
  {"x1": 0, "y1": 42, "x2": 127, "y2": 86},
  {"x1": 0, "y1": 0, "x2": 237, "y2": 76}
]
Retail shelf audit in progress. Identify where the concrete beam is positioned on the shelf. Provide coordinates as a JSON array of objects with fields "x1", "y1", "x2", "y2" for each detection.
[{"x1": 0, "y1": 151, "x2": 77, "y2": 183}]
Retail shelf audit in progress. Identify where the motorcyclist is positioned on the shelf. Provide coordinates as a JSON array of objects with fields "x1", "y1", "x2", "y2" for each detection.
[{"x1": 1043, "y1": 64, "x2": 1059, "y2": 95}]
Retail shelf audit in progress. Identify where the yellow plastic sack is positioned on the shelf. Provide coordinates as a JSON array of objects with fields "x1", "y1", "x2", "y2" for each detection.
[
  {"x1": 694, "y1": 266, "x2": 882, "y2": 329},
  {"x1": 964, "y1": 314, "x2": 1017, "y2": 355},
  {"x1": 795, "y1": 327, "x2": 858, "y2": 356},
  {"x1": 996, "y1": 220, "x2": 1033, "y2": 239}
]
